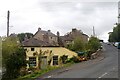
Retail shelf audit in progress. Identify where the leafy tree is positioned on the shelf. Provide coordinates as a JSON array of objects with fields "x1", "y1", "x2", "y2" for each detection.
[
  {"x1": 88, "y1": 36, "x2": 101, "y2": 52},
  {"x1": 65, "y1": 37, "x2": 86, "y2": 52},
  {"x1": 17, "y1": 33, "x2": 33, "y2": 43},
  {"x1": 72, "y1": 37, "x2": 85, "y2": 52},
  {"x1": 2, "y1": 37, "x2": 26, "y2": 80},
  {"x1": 109, "y1": 24, "x2": 120, "y2": 42},
  {"x1": 65, "y1": 43, "x2": 73, "y2": 51},
  {"x1": 2, "y1": 37, "x2": 20, "y2": 65}
]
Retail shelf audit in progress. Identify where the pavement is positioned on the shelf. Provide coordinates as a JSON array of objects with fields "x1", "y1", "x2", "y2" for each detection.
[{"x1": 36, "y1": 43, "x2": 118, "y2": 80}]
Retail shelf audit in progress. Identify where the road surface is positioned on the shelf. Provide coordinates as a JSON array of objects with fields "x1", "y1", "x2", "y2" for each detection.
[{"x1": 38, "y1": 43, "x2": 119, "y2": 80}]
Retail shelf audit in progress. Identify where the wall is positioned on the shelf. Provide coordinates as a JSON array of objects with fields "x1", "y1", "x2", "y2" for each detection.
[{"x1": 25, "y1": 47, "x2": 77, "y2": 68}]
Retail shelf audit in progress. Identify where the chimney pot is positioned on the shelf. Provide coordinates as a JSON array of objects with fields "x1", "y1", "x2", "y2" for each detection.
[
  {"x1": 57, "y1": 31, "x2": 60, "y2": 36},
  {"x1": 38, "y1": 28, "x2": 41, "y2": 31},
  {"x1": 48, "y1": 30, "x2": 51, "y2": 32},
  {"x1": 72, "y1": 28, "x2": 77, "y2": 32}
]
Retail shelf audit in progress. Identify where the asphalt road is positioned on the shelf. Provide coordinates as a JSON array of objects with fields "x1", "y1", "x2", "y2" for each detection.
[{"x1": 38, "y1": 43, "x2": 119, "y2": 79}]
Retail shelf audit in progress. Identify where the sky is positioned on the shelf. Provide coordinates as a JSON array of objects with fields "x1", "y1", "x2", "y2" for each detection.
[{"x1": 0, "y1": 0, "x2": 119, "y2": 42}]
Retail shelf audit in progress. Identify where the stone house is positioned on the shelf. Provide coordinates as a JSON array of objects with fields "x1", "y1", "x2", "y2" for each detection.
[
  {"x1": 22, "y1": 37, "x2": 77, "y2": 69},
  {"x1": 34, "y1": 28, "x2": 58, "y2": 46},
  {"x1": 60, "y1": 28, "x2": 89, "y2": 46}
]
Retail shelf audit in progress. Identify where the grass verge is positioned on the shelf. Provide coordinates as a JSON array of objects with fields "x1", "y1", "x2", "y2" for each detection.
[{"x1": 17, "y1": 62, "x2": 74, "y2": 80}]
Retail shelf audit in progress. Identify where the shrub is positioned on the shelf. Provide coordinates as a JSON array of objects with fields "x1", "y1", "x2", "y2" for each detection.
[
  {"x1": 60, "y1": 55, "x2": 68, "y2": 64},
  {"x1": 66, "y1": 56, "x2": 79, "y2": 63},
  {"x1": 2, "y1": 48, "x2": 26, "y2": 80},
  {"x1": 88, "y1": 37, "x2": 101, "y2": 52}
]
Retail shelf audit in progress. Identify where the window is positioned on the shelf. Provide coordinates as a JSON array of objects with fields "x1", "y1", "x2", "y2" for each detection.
[
  {"x1": 31, "y1": 48, "x2": 34, "y2": 51},
  {"x1": 29, "y1": 57, "x2": 36, "y2": 67},
  {"x1": 53, "y1": 56, "x2": 58, "y2": 65},
  {"x1": 51, "y1": 37, "x2": 52, "y2": 39}
]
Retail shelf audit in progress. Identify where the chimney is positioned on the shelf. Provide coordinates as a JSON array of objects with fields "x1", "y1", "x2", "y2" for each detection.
[
  {"x1": 57, "y1": 31, "x2": 60, "y2": 37},
  {"x1": 38, "y1": 27, "x2": 41, "y2": 31},
  {"x1": 24, "y1": 34, "x2": 28, "y2": 41},
  {"x1": 72, "y1": 28, "x2": 77, "y2": 32},
  {"x1": 48, "y1": 30, "x2": 51, "y2": 32}
]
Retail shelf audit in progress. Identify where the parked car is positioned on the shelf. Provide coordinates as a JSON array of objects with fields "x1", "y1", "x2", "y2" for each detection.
[
  {"x1": 114, "y1": 42, "x2": 119, "y2": 47},
  {"x1": 117, "y1": 42, "x2": 120, "y2": 49}
]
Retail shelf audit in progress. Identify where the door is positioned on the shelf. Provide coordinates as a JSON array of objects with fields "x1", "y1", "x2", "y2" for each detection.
[{"x1": 41, "y1": 56, "x2": 47, "y2": 69}]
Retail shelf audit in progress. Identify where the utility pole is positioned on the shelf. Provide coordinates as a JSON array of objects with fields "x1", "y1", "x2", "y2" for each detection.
[
  {"x1": 7, "y1": 10, "x2": 10, "y2": 37},
  {"x1": 93, "y1": 26, "x2": 95, "y2": 37}
]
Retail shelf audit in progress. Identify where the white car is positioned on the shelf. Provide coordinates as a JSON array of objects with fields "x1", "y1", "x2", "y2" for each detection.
[{"x1": 114, "y1": 42, "x2": 119, "y2": 47}]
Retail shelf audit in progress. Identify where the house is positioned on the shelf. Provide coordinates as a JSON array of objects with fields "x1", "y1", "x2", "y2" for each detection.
[
  {"x1": 60, "y1": 28, "x2": 89, "y2": 46},
  {"x1": 34, "y1": 28, "x2": 58, "y2": 46},
  {"x1": 22, "y1": 36, "x2": 77, "y2": 69},
  {"x1": 22, "y1": 28, "x2": 89, "y2": 69}
]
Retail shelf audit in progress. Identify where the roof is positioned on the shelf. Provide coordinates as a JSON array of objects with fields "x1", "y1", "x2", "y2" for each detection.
[
  {"x1": 82, "y1": 33, "x2": 89, "y2": 37},
  {"x1": 22, "y1": 38, "x2": 53, "y2": 47},
  {"x1": 34, "y1": 29, "x2": 56, "y2": 37},
  {"x1": 60, "y1": 36, "x2": 73, "y2": 41}
]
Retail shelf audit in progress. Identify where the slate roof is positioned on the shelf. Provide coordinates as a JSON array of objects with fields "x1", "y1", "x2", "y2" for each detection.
[
  {"x1": 22, "y1": 38, "x2": 53, "y2": 47},
  {"x1": 60, "y1": 36, "x2": 73, "y2": 41},
  {"x1": 34, "y1": 30, "x2": 56, "y2": 37}
]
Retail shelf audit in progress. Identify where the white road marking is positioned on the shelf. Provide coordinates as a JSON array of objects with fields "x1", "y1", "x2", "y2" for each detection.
[{"x1": 98, "y1": 72, "x2": 108, "y2": 78}]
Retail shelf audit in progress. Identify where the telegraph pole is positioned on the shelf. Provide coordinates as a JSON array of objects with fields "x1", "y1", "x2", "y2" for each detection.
[
  {"x1": 93, "y1": 26, "x2": 95, "y2": 37},
  {"x1": 7, "y1": 10, "x2": 10, "y2": 37}
]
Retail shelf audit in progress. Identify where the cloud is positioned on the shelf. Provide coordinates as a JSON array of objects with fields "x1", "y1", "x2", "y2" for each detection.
[{"x1": 0, "y1": 1, "x2": 118, "y2": 42}]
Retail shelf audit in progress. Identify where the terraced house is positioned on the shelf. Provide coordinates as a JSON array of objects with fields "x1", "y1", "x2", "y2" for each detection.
[{"x1": 60, "y1": 28, "x2": 89, "y2": 46}]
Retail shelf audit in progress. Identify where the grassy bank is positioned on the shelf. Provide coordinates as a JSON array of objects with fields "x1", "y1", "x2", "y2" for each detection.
[{"x1": 17, "y1": 62, "x2": 74, "y2": 80}]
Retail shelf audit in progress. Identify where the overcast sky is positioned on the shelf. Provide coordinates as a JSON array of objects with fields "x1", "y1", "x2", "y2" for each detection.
[{"x1": 0, "y1": 0, "x2": 118, "y2": 42}]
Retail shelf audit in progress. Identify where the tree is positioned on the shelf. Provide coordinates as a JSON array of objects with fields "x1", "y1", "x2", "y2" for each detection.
[
  {"x1": 65, "y1": 43, "x2": 74, "y2": 51},
  {"x1": 2, "y1": 37, "x2": 19, "y2": 65},
  {"x1": 108, "y1": 24, "x2": 120, "y2": 42},
  {"x1": 2, "y1": 37, "x2": 26, "y2": 80},
  {"x1": 65, "y1": 37, "x2": 86, "y2": 52},
  {"x1": 60, "y1": 55, "x2": 68, "y2": 64},
  {"x1": 72, "y1": 37, "x2": 85, "y2": 52},
  {"x1": 17, "y1": 33, "x2": 33, "y2": 43},
  {"x1": 88, "y1": 36, "x2": 101, "y2": 52}
]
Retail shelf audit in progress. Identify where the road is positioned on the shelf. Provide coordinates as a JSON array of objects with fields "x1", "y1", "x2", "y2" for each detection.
[{"x1": 38, "y1": 43, "x2": 119, "y2": 80}]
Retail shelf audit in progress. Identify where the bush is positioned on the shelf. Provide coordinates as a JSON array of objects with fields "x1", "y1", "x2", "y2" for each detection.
[
  {"x1": 20, "y1": 67, "x2": 28, "y2": 76},
  {"x1": 60, "y1": 55, "x2": 68, "y2": 64},
  {"x1": 88, "y1": 37, "x2": 101, "y2": 52},
  {"x1": 66, "y1": 56, "x2": 79, "y2": 63},
  {"x1": 66, "y1": 37, "x2": 85, "y2": 52},
  {"x1": 2, "y1": 48, "x2": 26, "y2": 80}
]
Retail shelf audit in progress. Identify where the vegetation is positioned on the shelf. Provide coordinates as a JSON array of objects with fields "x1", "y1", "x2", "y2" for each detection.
[
  {"x1": 108, "y1": 24, "x2": 120, "y2": 42},
  {"x1": 17, "y1": 63, "x2": 73, "y2": 80},
  {"x1": 66, "y1": 56, "x2": 79, "y2": 63},
  {"x1": 2, "y1": 37, "x2": 26, "y2": 80},
  {"x1": 0, "y1": 37, "x2": 2, "y2": 68},
  {"x1": 66, "y1": 37, "x2": 85, "y2": 52},
  {"x1": 66, "y1": 36, "x2": 101, "y2": 53},
  {"x1": 60, "y1": 55, "x2": 68, "y2": 64},
  {"x1": 17, "y1": 33, "x2": 33, "y2": 43},
  {"x1": 88, "y1": 36, "x2": 101, "y2": 52},
  {"x1": 2, "y1": 37, "x2": 20, "y2": 66},
  {"x1": 72, "y1": 37, "x2": 85, "y2": 51}
]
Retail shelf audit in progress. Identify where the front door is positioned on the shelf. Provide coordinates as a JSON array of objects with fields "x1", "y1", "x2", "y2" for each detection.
[{"x1": 41, "y1": 56, "x2": 47, "y2": 69}]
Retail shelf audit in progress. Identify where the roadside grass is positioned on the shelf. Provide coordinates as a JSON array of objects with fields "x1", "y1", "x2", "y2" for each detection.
[{"x1": 17, "y1": 62, "x2": 74, "y2": 80}]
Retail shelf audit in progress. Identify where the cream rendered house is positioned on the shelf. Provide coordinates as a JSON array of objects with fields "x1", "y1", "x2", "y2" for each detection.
[{"x1": 22, "y1": 38, "x2": 77, "y2": 69}]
